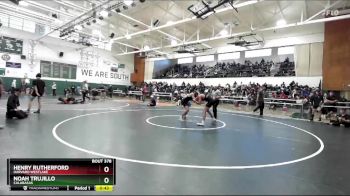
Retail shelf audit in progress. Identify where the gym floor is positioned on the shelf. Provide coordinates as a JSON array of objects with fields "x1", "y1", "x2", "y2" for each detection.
[{"x1": 0, "y1": 96, "x2": 350, "y2": 195}]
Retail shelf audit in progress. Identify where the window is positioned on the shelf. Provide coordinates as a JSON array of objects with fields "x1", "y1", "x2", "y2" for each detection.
[
  {"x1": 217, "y1": 45, "x2": 244, "y2": 53},
  {"x1": 9, "y1": 16, "x2": 23, "y2": 30},
  {"x1": 278, "y1": 46, "x2": 294, "y2": 55},
  {"x1": 173, "y1": 53, "x2": 194, "y2": 58},
  {"x1": 0, "y1": 14, "x2": 9, "y2": 27},
  {"x1": 23, "y1": 20, "x2": 36, "y2": 33},
  {"x1": 35, "y1": 24, "x2": 47, "y2": 35},
  {"x1": 178, "y1": 57, "x2": 193, "y2": 64},
  {"x1": 245, "y1": 48, "x2": 272, "y2": 58},
  {"x1": 218, "y1": 52, "x2": 240, "y2": 61},
  {"x1": 40, "y1": 60, "x2": 77, "y2": 79},
  {"x1": 196, "y1": 55, "x2": 214, "y2": 62}
]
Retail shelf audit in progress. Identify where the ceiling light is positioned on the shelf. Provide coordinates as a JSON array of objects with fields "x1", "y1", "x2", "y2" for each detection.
[
  {"x1": 144, "y1": 45, "x2": 150, "y2": 50},
  {"x1": 166, "y1": 21, "x2": 174, "y2": 25},
  {"x1": 19, "y1": 1, "x2": 29, "y2": 6},
  {"x1": 92, "y1": 29, "x2": 100, "y2": 35},
  {"x1": 75, "y1": 25, "x2": 83, "y2": 31},
  {"x1": 125, "y1": 34, "x2": 132, "y2": 39},
  {"x1": 100, "y1": 10, "x2": 109, "y2": 17},
  {"x1": 219, "y1": 29, "x2": 228, "y2": 36},
  {"x1": 235, "y1": 0, "x2": 258, "y2": 8},
  {"x1": 276, "y1": 19, "x2": 287, "y2": 26},
  {"x1": 124, "y1": 0, "x2": 133, "y2": 6},
  {"x1": 171, "y1": 39, "x2": 177, "y2": 46},
  {"x1": 54, "y1": 18, "x2": 63, "y2": 25}
]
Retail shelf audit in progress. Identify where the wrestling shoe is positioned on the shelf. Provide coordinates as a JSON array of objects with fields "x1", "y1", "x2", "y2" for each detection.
[{"x1": 197, "y1": 121, "x2": 205, "y2": 126}]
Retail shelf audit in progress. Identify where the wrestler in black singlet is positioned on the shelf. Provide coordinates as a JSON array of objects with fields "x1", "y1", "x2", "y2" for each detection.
[
  {"x1": 181, "y1": 96, "x2": 193, "y2": 107},
  {"x1": 204, "y1": 93, "x2": 220, "y2": 119}
]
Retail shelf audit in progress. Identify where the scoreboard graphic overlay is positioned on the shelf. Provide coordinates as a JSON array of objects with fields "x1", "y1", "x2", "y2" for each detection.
[{"x1": 7, "y1": 158, "x2": 116, "y2": 192}]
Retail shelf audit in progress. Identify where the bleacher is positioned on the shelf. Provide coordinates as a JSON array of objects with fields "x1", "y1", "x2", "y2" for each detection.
[{"x1": 155, "y1": 58, "x2": 295, "y2": 79}]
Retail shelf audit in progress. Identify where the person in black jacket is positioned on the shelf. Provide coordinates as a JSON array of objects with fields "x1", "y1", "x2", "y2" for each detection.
[
  {"x1": 147, "y1": 95, "x2": 157, "y2": 107},
  {"x1": 6, "y1": 88, "x2": 28, "y2": 119},
  {"x1": 108, "y1": 85, "x2": 113, "y2": 98},
  {"x1": 27, "y1": 73, "x2": 46, "y2": 114},
  {"x1": 309, "y1": 90, "x2": 323, "y2": 121},
  {"x1": 253, "y1": 87, "x2": 265, "y2": 116}
]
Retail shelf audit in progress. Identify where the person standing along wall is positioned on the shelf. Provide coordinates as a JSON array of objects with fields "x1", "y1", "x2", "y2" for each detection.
[
  {"x1": 11, "y1": 79, "x2": 17, "y2": 94},
  {"x1": 309, "y1": 90, "x2": 323, "y2": 121},
  {"x1": 52, "y1": 82, "x2": 57, "y2": 96},
  {"x1": 27, "y1": 73, "x2": 46, "y2": 114},
  {"x1": 141, "y1": 83, "x2": 148, "y2": 102},
  {"x1": 0, "y1": 78, "x2": 3, "y2": 99},
  {"x1": 71, "y1": 85, "x2": 76, "y2": 95},
  {"x1": 24, "y1": 75, "x2": 30, "y2": 94},
  {"x1": 20, "y1": 78, "x2": 25, "y2": 95},
  {"x1": 99, "y1": 83, "x2": 107, "y2": 100},
  {"x1": 108, "y1": 85, "x2": 113, "y2": 98},
  {"x1": 253, "y1": 87, "x2": 265, "y2": 116},
  {"x1": 81, "y1": 81, "x2": 90, "y2": 103}
]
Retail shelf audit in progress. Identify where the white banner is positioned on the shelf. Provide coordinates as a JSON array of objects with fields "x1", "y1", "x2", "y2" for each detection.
[{"x1": 77, "y1": 67, "x2": 130, "y2": 85}]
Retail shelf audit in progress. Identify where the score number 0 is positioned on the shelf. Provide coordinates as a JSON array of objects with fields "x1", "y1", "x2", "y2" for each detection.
[{"x1": 104, "y1": 166, "x2": 110, "y2": 184}]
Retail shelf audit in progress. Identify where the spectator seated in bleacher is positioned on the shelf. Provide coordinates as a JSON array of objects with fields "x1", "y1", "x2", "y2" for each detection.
[
  {"x1": 156, "y1": 57, "x2": 294, "y2": 79},
  {"x1": 322, "y1": 91, "x2": 338, "y2": 117},
  {"x1": 133, "y1": 81, "x2": 348, "y2": 127}
]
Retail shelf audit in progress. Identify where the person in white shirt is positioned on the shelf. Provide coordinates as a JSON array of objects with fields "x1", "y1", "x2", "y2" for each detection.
[
  {"x1": 81, "y1": 81, "x2": 90, "y2": 103},
  {"x1": 24, "y1": 77, "x2": 30, "y2": 94},
  {"x1": 52, "y1": 82, "x2": 57, "y2": 96},
  {"x1": 11, "y1": 79, "x2": 17, "y2": 94}
]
